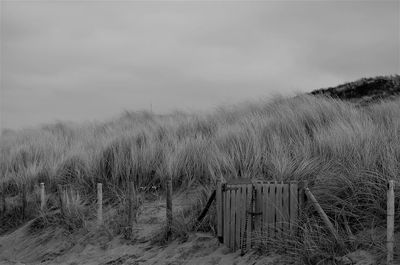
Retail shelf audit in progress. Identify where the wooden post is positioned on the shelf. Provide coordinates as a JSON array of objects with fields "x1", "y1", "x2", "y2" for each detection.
[
  {"x1": 304, "y1": 187, "x2": 344, "y2": 248},
  {"x1": 40, "y1": 183, "x2": 45, "y2": 211},
  {"x1": 128, "y1": 181, "x2": 137, "y2": 238},
  {"x1": 195, "y1": 190, "x2": 216, "y2": 230},
  {"x1": 289, "y1": 181, "x2": 299, "y2": 236},
  {"x1": 216, "y1": 176, "x2": 223, "y2": 242},
  {"x1": 21, "y1": 184, "x2": 27, "y2": 220},
  {"x1": 1, "y1": 184, "x2": 6, "y2": 215},
  {"x1": 343, "y1": 214, "x2": 355, "y2": 243},
  {"x1": 97, "y1": 183, "x2": 103, "y2": 227},
  {"x1": 57, "y1": 184, "x2": 64, "y2": 216},
  {"x1": 166, "y1": 176, "x2": 173, "y2": 235},
  {"x1": 128, "y1": 181, "x2": 132, "y2": 226},
  {"x1": 387, "y1": 180, "x2": 395, "y2": 265},
  {"x1": 298, "y1": 181, "x2": 307, "y2": 213}
]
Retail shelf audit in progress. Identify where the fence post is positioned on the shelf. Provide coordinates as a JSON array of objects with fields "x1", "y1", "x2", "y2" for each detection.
[
  {"x1": 97, "y1": 183, "x2": 103, "y2": 227},
  {"x1": 40, "y1": 183, "x2": 45, "y2": 211},
  {"x1": 21, "y1": 184, "x2": 27, "y2": 220},
  {"x1": 298, "y1": 180, "x2": 307, "y2": 212},
  {"x1": 57, "y1": 184, "x2": 64, "y2": 216},
  {"x1": 166, "y1": 176, "x2": 173, "y2": 235},
  {"x1": 216, "y1": 176, "x2": 223, "y2": 243},
  {"x1": 304, "y1": 186, "x2": 344, "y2": 249},
  {"x1": 387, "y1": 180, "x2": 395, "y2": 265},
  {"x1": 128, "y1": 181, "x2": 137, "y2": 238},
  {"x1": 1, "y1": 184, "x2": 6, "y2": 215}
]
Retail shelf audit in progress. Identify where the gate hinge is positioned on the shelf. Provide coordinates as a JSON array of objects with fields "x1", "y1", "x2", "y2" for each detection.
[
  {"x1": 246, "y1": 211, "x2": 262, "y2": 216},
  {"x1": 221, "y1": 183, "x2": 227, "y2": 192}
]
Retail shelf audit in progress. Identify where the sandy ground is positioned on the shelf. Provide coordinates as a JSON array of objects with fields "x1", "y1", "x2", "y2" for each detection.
[
  {"x1": 0, "y1": 190, "x2": 386, "y2": 265},
  {"x1": 0, "y1": 192, "x2": 282, "y2": 265},
  {"x1": 0, "y1": 229, "x2": 279, "y2": 265}
]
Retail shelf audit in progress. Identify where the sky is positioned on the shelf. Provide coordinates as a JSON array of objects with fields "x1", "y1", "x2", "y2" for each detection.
[{"x1": 1, "y1": 0, "x2": 399, "y2": 130}]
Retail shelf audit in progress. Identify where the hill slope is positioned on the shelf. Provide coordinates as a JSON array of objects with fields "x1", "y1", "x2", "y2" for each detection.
[{"x1": 310, "y1": 75, "x2": 400, "y2": 105}]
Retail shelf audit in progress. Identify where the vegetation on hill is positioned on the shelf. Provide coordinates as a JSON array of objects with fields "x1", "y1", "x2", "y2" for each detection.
[
  {"x1": 1, "y1": 82, "x2": 400, "y2": 263},
  {"x1": 310, "y1": 75, "x2": 400, "y2": 105}
]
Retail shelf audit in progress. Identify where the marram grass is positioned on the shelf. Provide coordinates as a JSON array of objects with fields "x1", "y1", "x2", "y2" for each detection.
[{"x1": 1, "y1": 95, "x2": 399, "y2": 262}]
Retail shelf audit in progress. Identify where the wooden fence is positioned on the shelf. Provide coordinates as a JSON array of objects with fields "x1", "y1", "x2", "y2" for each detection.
[
  {"x1": 1, "y1": 178, "x2": 397, "y2": 262},
  {"x1": 0, "y1": 182, "x2": 137, "y2": 235},
  {"x1": 216, "y1": 179, "x2": 305, "y2": 252}
]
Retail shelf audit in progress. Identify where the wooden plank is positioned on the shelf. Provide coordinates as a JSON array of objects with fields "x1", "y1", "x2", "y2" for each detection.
[
  {"x1": 235, "y1": 188, "x2": 240, "y2": 250},
  {"x1": 387, "y1": 180, "x2": 395, "y2": 264},
  {"x1": 227, "y1": 189, "x2": 231, "y2": 249},
  {"x1": 240, "y1": 185, "x2": 246, "y2": 249},
  {"x1": 289, "y1": 182, "x2": 298, "y2": 235},
  {"x1": 255, "y1": 184, "x2": 263, "y2": 245},
  {"x1": 230, "y1": 189, "x2": 236, "y2": 250},
  {"x1": 246, "y1": 184, "x2": 252, "y2": 249},
  {"x1": 262, "y1": 183, "x2": 269, "y2": 238},
  {"x1": 259, "y1": 185, "x2": 265, "y2": 239},
  {"x1": 282, "y1": 183, "x2": 290, "y2": 239},
  {"x1": 223, "y1": 188, "x2": 228, "y2": 245},
  {"x1": 275, "y1": 182, "x2": 283, "y2": 239},
  {"x1": 266, "y1": 183, "x2": 275, "y2": 238},
  {"x1": 228, "y1": 188, "x2": 231, "y2": 247},
  {"x1": 222, "y1": 188, "x2": 226, "y2": 244},
  {"x1": 263, "y1": 184, "x2": 269, "y2": 237},
  {"x1": 216, "y1": 181, "x2": 223, "y2": 240},
  {"x1": 235, "y1": 186, "x2": 242, "y2": 250}
]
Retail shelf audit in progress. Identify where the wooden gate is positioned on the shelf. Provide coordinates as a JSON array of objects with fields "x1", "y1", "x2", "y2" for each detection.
[{"x1": 216, "y1": 179, "x2": 305, "y2": 251}]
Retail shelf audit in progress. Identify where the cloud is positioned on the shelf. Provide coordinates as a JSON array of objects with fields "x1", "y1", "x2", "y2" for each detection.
[{"x1": 1, "y1": 0, "x2": 399, "y2": 129}]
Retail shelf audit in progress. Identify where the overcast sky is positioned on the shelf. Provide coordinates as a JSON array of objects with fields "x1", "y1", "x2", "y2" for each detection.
[{"x1": 1, "y1": 0, "x2": 399, "y2": 130}]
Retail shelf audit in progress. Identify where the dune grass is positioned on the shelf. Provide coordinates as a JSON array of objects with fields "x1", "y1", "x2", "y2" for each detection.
[{"x1": 1, "y1": 95, "x2": 399, "y2": 261}]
